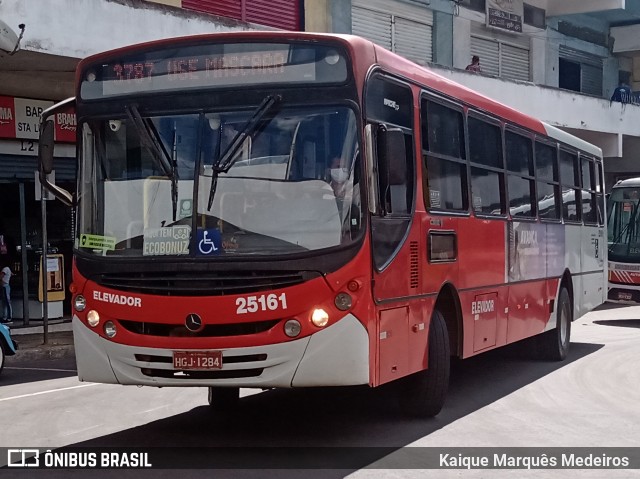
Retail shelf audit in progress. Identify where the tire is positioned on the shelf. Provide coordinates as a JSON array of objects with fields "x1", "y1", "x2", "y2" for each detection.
[
  {"x1": 536, "y1": 287, "x2": 572, "y2": 361},
  {"x1": 398, "y1": 309, "x2": 450, "y2": 417},
  {"x1": 207, "y1": 387, "x2": 240, "y2": 411}
]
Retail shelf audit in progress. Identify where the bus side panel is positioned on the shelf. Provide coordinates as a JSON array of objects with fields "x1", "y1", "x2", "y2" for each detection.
[
  {"x1": 456, "y1": 218, "x2": 508, "y2": 357},
  {"x1": 506, "y1": 222, "x2": 555, "y2": 343},
  {"x1": 506, "y1": 280, "x2": 548, "y2": 343},
  {"x1": 456, "y1": 218, "x2": 506, "y2": 289},
  {"x1": 580, "y1": 225, "x2": 606, "y2": 316},
  {"x1": 458, "y1": 289, "x2": 500, "y2": 353},
  {"x1": 565, "y1": 225, "x2": 583, "y2": 317},
  {"x1": 372, "y1": 223, "x2": 425, "y2": 385},
  {"x1": 377, "y1": 306, "x2": 410, "y2": 384},
  {"x1": 421, "y1": 216, "x2": 460, "y2": 295}
]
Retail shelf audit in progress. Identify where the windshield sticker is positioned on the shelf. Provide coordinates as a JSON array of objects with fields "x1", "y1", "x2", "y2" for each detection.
[
  {"x1": 143, "y1": 225, "x2": 191, "y2": 256},
  {"x1": 179, "y1": 199, "x2": 193, "y2": 219},
  {"x1": 79, "y1": 234, "x2": 116, "y2": 251},
  {"x1": 222, "y1": 235, "x2": 239, "y2": 252},
  {"x1": 197, "y1": 229, "x2": 222, "y2": 256}
]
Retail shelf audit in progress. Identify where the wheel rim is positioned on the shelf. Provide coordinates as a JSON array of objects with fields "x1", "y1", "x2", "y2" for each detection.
[{"x1": 559, "y1": 302, "x2": 569, "y2": 346}]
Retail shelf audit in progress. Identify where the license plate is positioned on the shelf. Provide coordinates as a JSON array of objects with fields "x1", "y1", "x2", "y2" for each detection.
[
  {"x1": 618, "y1": 291, "x2": 633, "y2": 301},
  {"x1": 173, "y1": 351, "x2": 223, "y2": 370}
]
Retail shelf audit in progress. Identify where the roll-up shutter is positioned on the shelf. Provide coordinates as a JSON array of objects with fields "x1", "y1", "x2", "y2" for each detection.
[
  {"x1": 0, "y1": 155, "x2": 76, "y2": 181},
  {"x1": 352, "y1": 6, "x2": 392, "y2": 51},
  {"x1": 471, "y1": 32, "x2": 530, "y2": 81},
  {"x1": 501, "y1": 44, "x2": 530, "y2": 82},
  {"x1": 395, "y1": 17, "x2": 432, "y2": 66},
  {"x1": 471, "y1": 36, "x2": 500, "y2": 76},
  {"x1": 182, "y1": 0, "x2": 301, "y2": 31},
  {"x1": 352, "y1": 0, "x2": 433, "y2": 65},
  {"x1": 559, "y1": 46, "x2": 603, "y2": 96}
]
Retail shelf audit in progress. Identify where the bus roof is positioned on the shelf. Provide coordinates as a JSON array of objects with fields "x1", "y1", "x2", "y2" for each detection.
[{"x1": 613, "y1": 178, "x2": 640, "y2": 188}]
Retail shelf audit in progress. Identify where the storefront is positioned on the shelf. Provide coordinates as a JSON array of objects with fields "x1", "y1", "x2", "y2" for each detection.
[{"x1": 0, "y1": 95, "x2": 76, "y2": 322}]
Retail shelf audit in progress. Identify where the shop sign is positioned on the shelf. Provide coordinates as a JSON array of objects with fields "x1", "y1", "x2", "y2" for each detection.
[
  {"x1": 486, "y1": 0, "x2": 523, "y2": 34},
  {"x1": 0, "y1": 139, "x2": 75, "y2": 157},
  {"x1": 0, "y1": 95, "x2": 76, "y2": 143}
]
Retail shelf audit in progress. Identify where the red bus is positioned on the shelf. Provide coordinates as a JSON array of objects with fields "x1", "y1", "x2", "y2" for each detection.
[
  {"x1": 607, "y1": 178, "x2": 640, "y2": 302},
  {"x1": 38, "y1": 31, "x2": 606, "y2": 417}
]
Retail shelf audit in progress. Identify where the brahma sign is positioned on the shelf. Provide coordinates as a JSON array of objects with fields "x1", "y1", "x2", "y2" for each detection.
[{"x1": 0, "y1": 95, "x2": 75, "y2": 142}]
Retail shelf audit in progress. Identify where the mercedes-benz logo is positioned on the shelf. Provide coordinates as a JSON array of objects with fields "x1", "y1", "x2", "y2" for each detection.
[{"x1": 185, "y1": 313, "x2": 203, "y2": 332}]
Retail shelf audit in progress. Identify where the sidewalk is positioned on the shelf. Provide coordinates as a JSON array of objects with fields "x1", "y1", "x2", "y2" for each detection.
[{"x1": 5, "y1": 318, "x2": 75, "y2": 362}]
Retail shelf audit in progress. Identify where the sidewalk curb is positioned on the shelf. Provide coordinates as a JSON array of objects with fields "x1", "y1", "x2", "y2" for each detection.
[{"x1": 11, "y1": 344, "x2": 76, "y2": 362}]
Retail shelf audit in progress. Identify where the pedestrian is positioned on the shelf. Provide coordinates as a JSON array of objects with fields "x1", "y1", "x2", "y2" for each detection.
[
  {"x1": 610, "y1": 81, "x2": 632, "y2": 104},
  {"x1": 1, "y1": 260, "x2": 12, "y2": 324},
  {"x1": 465, "y1": 55, "x2": 482, "y2": 73}
]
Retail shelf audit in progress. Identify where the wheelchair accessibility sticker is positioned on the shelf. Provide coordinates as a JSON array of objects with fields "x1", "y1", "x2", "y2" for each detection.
[{"x1": 197, "y1": 229, "x2": 222, "y2": 256}]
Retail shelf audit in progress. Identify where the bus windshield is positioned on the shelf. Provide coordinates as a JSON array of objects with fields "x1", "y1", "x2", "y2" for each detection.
[
  {"x1": 77, "y1": 105, "x2": 362, "y2": 257},
  {"x1": 607, "y1": 186, "x2": 640, "y2": 262}
]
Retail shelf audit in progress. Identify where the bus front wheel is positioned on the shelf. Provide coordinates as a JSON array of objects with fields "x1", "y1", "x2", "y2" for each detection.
[
  {"x1": 536, "y1": 287, "x2": 572, "y2": 361},
  {"x1": 398, "y1": 309, "x2": 450, "y2": 417},
  {"x1": 207, "y1": 387, "x2": 240, "y2": 411}
]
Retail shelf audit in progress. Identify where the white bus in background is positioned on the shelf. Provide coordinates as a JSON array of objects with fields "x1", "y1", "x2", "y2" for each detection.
[{"x1": 607, "y1": 178, "x2": 640, "y2": 302}]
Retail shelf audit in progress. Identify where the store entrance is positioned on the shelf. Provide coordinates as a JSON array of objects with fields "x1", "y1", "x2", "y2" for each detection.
[{"x1": 0, "y1": 181, "x2": 74, "y2": 323}]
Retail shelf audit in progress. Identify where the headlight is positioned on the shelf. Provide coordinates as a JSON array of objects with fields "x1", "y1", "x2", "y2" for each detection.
[
  {"x1": 334, "y1": 292, "x2": 352, "y2": 311},
  {"x1": 283, "y1": 319, "x2": 301, "y2": 338},
  {"x1": 74, "y1": 295, "x2": 86, "y2": 312},
  {"x1": 87, "y1": 310, "x2": 100, "y2": 327},
  {"x1": 311, "y1": 308, "x2": 329, "y2": 328},
  {"x1": 104, "y1": 321, "x2": 117, "y2": 338}
]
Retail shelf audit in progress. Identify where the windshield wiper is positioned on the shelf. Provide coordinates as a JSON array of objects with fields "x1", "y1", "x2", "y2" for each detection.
[
  {"x1": 207, "y1": 95, "x2": 281, "y2": 210},
  {"x1": 126, "y1": 105, "x2": 179, "y2": 221}
]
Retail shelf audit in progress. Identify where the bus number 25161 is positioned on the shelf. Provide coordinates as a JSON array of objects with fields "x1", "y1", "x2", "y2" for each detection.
[{"x1": 236, "y1": 293, "x2": 288, "y2": 314}]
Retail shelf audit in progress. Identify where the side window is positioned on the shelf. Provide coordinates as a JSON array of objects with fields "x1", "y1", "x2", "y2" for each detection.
[
  {"x1": 535, "y1": 141, "x2": 561, "y2": 220},
  {"x1": 468, "y1": 115, "x2": 505, "y2": 215},
  {"x1": 559, "y1": 149, "x2": 581, "y2": 221},
  {"x1": 581, "y1": 157, "x2": 597, "y2": 225},
  {"x1": 505, "y1": 130, "x2": 535, "y2": 218},
  {"x1": 422, "y1": 98, "x2": 468, "y2": 211}
]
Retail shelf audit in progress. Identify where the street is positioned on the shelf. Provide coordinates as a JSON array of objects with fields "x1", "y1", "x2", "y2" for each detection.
[{"x1": 0, "y1": 303, "x2": 639, "y2": 478}]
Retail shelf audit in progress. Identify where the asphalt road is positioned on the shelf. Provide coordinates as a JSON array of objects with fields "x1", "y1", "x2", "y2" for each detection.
[{"x1": 1, "y1": 303, "x2": 639, "y2": 478}]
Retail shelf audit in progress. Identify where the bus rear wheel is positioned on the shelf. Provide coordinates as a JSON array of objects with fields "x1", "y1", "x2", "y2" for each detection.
[
  {"x1": 398, "y1": 309, "x2": 450, "y2": 417},
  {"x1": 536, "y1": 287, "x2": 572, "y2": 361},
  {"x1": 207, "y1": 387, "x2": 240, "y2": 411}
]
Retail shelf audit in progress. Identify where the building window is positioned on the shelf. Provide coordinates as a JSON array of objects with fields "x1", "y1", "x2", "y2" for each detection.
[
  {"x1": 559, "y1": 47, "x2": 603, "y2": 96},
  {"x1": 524, "y1": 4, "x2": 545, "y2": 28},
  {"x1": 471, "y1": 35, "x2": 530, "y2": 82},
  {"x1": 459, "y1": 0, "x2": 485, "y2": 12}
]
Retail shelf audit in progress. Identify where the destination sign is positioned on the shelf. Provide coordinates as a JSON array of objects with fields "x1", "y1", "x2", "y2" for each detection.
[{"x1": 80, "y1": 42, "x2": 348, "y2": 100}]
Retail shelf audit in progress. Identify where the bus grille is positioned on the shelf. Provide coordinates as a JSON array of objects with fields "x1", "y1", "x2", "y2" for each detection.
[
  {"x1": 95, "y1": 270, "x2": 311, "y2": 296},
  {"x1": 137, "y1": 353, "x2": 266, "y2": 380},
  {"x1": 140, "y1": 368, "x2": 264, "y2": 380},
  {"x1": 120, "y1": 319, "x2": 280, "y2": 337}
]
